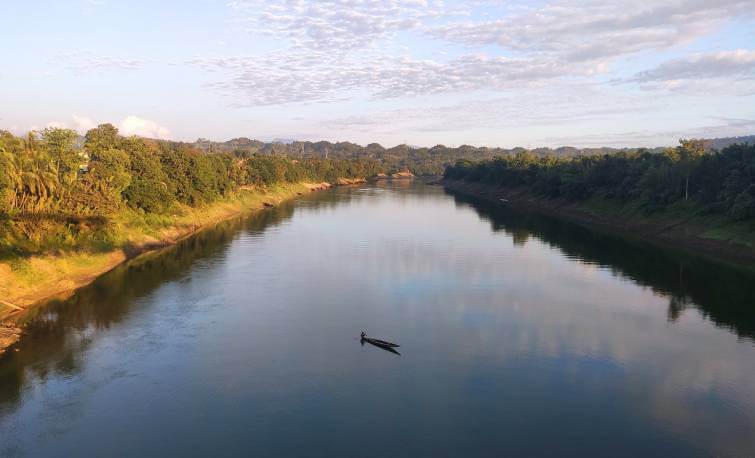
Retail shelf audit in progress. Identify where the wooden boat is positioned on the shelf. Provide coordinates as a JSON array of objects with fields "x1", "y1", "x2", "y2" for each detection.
[{"x1": 360, "y1": 332, "x2": 399, "y2": 348}]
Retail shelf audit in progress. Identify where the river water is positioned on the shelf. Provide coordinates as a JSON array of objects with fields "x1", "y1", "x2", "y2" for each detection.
[{"x1": 1, "y1": 181, "x2": 754, "y2": 457}]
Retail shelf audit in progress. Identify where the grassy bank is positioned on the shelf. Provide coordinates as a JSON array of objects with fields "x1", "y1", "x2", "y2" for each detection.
[
  {"x1": 0, "y1": 182, "x2": 319, "y2": 321},
  {"x1": 442, "y1": 180, "x2": 755, "y2": 265}
]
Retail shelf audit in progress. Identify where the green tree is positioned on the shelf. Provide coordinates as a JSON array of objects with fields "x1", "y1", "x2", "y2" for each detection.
[
  {"x1": 84, "y1": 124, "x2": 121, "y2": 156},
  {"x1": 71, "y1": 147, "x2": 131, "y2": 213},
  {"x1": 41, "y1": 128, "x2": 81, "y2": 200},
  {"x1": 0, "y1": 133, "x2": 63, "y2": 213},
  {"x1": 677, "y1": 139, "x2": 706, "y2": 201},
  {"x1": 122, "y1": 138, "x2": 174, "y2": 213}
]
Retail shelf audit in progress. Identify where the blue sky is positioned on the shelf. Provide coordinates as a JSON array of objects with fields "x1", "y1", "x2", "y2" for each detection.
[{"x1": 1, "y1": 0, "x2": 754, "y2": 147}]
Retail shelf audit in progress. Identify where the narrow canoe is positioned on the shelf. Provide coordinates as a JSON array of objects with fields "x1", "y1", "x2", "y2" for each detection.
[{"x1": 362, "y1": 336, "x2": 400, "y2": 348}]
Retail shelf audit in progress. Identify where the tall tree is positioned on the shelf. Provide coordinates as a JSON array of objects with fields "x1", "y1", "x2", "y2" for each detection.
[
  {"x1": 84, "y1": 124, "x2": 121, "y2": 157},
  {"x1": 677, "y1": 139, "x2": 706, "y2": 201}
]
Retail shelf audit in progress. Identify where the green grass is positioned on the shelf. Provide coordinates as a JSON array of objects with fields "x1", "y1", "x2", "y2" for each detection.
[
  {"x1": 0, "y1": 183, "x2": 311, "y2": 311},
  {"x1": 531, "y1": 192, "x2": 755, "y2": 249},
  {"x1": 701, "y1": 221, "x2": 755, "y2": 247}
]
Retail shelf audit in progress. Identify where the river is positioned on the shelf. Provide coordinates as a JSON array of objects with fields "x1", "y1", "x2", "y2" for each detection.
[{"x1": 1, "y1": 181, "x2": 754, "y2": 457}]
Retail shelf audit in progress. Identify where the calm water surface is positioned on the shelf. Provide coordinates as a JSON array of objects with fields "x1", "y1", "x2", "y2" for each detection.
[{"x1": 1, "y1": 181, "x2": 754, "y2": 457}]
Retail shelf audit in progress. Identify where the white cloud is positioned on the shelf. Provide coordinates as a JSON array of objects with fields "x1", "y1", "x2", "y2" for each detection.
[
  {"x1": 189, "y1": 51, "x2": 601, "y2": 106},
  {"x1": 429, "y1": 0, "x2": 755, "y2": 62},
  {"x1": 45, "y1": 121, "x2": 68, "y2": 129},
  {"x1": 118, "y1": 116, "x2": 171, "y2": 139},
  {"x1": 616, "y1": 49, "x2": 755, "y2": 95},
  {"x1": 37, "y1": 115, "x2": 171, "y2": 139},
  {"x1": 35, "y1": 115, "x2": 98, "y2": 134},
  {"x1": 631, "y1": 49, "x2": 755, "y2": 83},
  {"x1": 189, "y1": 0, "x2": 755, "y2": 109},
  {"x1": 72, "y1": 114, "x2": 97, "y2": 132},
  {"x1": 229, "y1": 0, "x2": 450, "y2": 51},
  {"x1": 9, "y1": 0, "x2": 751, "y2": 147}
]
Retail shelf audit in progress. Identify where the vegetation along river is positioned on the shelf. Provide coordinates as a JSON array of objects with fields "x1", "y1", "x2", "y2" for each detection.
[{"x1": 1, "y1": 181, "x2": 754, "y2": 457}]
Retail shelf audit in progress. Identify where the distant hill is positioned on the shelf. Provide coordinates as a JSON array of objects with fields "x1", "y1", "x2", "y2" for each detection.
[
  {"x1": 705, "y1": 135, "x2": 755, "y2": 151},
  {"x1": 185, "y1": 138, "x2": 649, "y2": 175},
  {"x1": 181, "y1": 133, "x2": 755, "y2": 176}
]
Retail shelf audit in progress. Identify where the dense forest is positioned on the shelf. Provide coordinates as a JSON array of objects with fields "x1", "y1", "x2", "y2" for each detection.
[
  {"x1": 4, "y1": 127, "x2": 753, "y2": 223},
  {"x1": 191, "y1": 138, "x2": 667, "y2": 176},
  {"x1": 0, "y1": 125, "x2": 382, "y2": 260},
  {"x1": 444, "y1": 140, "x2": 755, "y2": 222},
  {"x1": 0, "y1": 125, "x2": 380, "y2": 218},
  {"x1": 191, "y1": 135, "x2": 753, "y2": 177}
]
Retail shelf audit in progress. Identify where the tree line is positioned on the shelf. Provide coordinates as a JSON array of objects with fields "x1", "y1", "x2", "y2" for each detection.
[
  {"x1": 187, "y1": 134, "x2": 749, "y2": 177},
  {"x1": 444, "y1": 140, "x2": 755, "y2": 221},
  {"x1": 0, "y1": 125, "x2": 381, "y2": 218},
  {"x1": 4, "y1": 126, "x2": 753, "y2": 222},
  {"x1": 191, "y1": 137, "x2": 661, "y2": 176}
]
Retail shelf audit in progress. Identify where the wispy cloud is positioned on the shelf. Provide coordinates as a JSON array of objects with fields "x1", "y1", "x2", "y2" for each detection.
[
  {"x1": 619, "y1": 49, "x2": 755, "y2": 95},
  {"x1": 429, "y1": 0, "x2": 755, "y2": 62},
  {"x1": 228, "y1": 0, "x2": 451, "y2": 51},
  {"x1": 4, "y1": 0, "x2": 754, "y2": 146},
  {"x1": 544, "y1": 118, "x2": 755, "y2": 147},
  {"x1": 185, "y1": 0, "x2": 755, "y2": 109},
  {"x1": 187, "y1": 50, "x2": 607, "y2": 106},
  {"x1": 631, "y1": 49, "x2": 755, "y2": 82},
  {"x1": 54, "y1": 50, "x2": 146, "y2": 74},
  {"x1": 320, "y1": 85, "x2": 660, "y2": 137}
]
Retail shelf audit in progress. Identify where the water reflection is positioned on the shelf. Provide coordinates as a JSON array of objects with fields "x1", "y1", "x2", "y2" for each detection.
[
  {"x1": 447, "y1": 190, "x2": 755, "y2": 340},
  {"x1": 0, "y1": 202, "x2": 299, "y2": 409},
  {"x1": 0, "y1": 182, "x2": 753, "y2": 457}
]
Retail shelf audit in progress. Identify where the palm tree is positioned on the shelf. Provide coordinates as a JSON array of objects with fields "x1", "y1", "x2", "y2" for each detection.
[
  {"x1": 0, "y1": 148, "x2": 24, "y2": 211},
  {"x1": 0, "y1": 132, "x2": 64, "y2": 214}
]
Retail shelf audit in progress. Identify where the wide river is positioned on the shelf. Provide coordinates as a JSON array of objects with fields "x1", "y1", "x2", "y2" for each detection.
[{"x1": 1, "y1": 181, "x2": 754, "y2": 457}]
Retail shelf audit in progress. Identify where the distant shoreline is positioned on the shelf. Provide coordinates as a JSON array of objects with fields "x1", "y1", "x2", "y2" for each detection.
[{"x1": 442, "y1": 180, "x2": 755, "y2": 266}]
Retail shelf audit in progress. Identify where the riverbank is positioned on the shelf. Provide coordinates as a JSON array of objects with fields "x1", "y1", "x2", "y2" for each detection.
[
  {"x1": 442, "y1": 180, "x2": 755, "y2": 265},
  {"x1": 0, "y1": 182, "x2": 340, "y2": 353}
]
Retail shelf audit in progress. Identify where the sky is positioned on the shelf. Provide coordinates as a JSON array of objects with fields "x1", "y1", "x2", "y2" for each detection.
[{"x1": 1, "y1": 0, "x2": 754, "y2": 148}]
